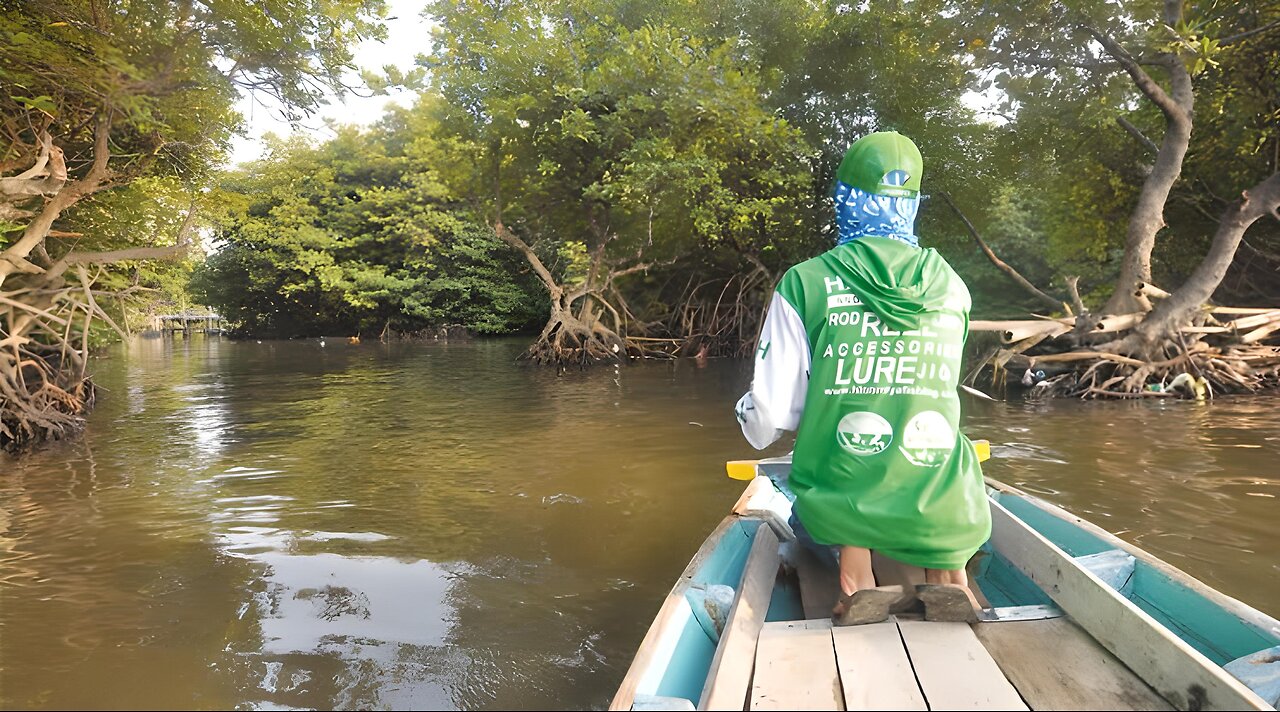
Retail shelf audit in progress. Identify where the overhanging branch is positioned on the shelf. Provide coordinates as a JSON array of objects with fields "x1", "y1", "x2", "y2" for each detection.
[
  {"x1": 1220, "y1": 18, "x2": 1280, "y2": 46},
  {"x1": 937, "y1": 191, "x2": 1063, "y2": 311},
  {"x1": 493, "y1": 220, "x2": 562, "y2": 299},
  {"x1": 46, "y1": 200, "x2": 199, "y2": 280},
  {"x1": 992, "y1": 50, "x2": 1120, "y2": 72},
  {"x1": 0, "y1": 113, "x2": 114, "y2": 284},
  {"x1": 0, "y1": 131, "x2": 66, "y2": 199},
  {"x1": 1082, "y1": 24, "x2": 1185, "y2": 121},
  {"x1": 1116, "y1": 116, "x2": 1159, "y2": 154}
]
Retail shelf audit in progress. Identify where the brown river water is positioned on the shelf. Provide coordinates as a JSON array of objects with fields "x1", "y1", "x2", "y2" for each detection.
[{"x1": 1, "y1": 336, "x2": 1276, "y2": 709}]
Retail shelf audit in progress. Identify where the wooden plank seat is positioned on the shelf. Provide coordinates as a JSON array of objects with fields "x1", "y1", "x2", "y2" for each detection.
[
  {"x1": 742, "y1": 613, "x2": 1188, "y2": 711},
  {"x1": 898, "y1": 619, "x2": 1028, "y2": 711},
  {"x1": 832, "y1": 620, "x2": 926, "y2": 710}
]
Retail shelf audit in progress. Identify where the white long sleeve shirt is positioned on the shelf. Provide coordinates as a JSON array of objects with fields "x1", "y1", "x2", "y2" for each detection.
[{"x1": 735, "y1": 291, "x2": 811, "y2": 449}]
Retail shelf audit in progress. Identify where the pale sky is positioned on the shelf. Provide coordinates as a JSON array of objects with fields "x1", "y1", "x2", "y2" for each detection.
[{"x1": 227, "y1": 0, "x2": 430, "y2": 166}]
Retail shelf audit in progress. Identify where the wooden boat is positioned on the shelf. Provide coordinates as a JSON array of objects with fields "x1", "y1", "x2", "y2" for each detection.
[{"x1": 610, "y1": 454, "x2": 1280, "y2": 711}]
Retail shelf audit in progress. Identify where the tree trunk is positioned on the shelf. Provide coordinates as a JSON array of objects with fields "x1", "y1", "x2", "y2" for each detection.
[
  {"x1": 0, "y1": 115, "x2": 113, "y2": 289},
  {"x1": 1115, "y1": 172, "x2": 1280, "y2": 358},
  {"x1": 1103, "y1": 104, "x2": 1193, "y2": 315},
  {"x1": 1, "y1": 277, "x2": 99, "y2": 451},
  {"x1": 1093, "y1": 2, "x2": 1196, "y2": 316},
  {"x1": 0, "y1": 117, "x2": 118, "y2": 451},
  {"x1": 492, "y1": 220, "x2": 628, "y2": 365}
]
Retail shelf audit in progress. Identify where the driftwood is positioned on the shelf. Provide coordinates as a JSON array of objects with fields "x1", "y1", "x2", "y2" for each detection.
[
  {"x1": 970, "y1": 319, "x2": 1071, "y2": 343},
  {"x1": 1135, "y1": 282, "x2": 1170, "y2": 300},
  {"x1": 972, "y1": 303, "x2": 1280, "y2": 399}
]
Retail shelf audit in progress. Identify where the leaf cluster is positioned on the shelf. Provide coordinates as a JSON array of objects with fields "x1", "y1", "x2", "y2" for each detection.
[{"x1": 191, "y1": 123, "x2": 545, "y2": 336}]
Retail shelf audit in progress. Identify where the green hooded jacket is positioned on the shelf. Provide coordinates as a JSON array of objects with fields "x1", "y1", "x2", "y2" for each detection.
[{"x1": 774, "y1": 236, "x2": 990, "y2": 569}]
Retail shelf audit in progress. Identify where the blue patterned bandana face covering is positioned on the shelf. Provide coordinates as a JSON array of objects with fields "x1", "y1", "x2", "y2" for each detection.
[{"x1": 834, "y1": 170, "x2": 921, "y2": 248}]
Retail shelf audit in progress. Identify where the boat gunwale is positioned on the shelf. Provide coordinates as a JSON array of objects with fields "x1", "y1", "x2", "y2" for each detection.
[
  {"x1": 608, "y1": 514, "x2": 760, "y2": 711},
  {"x1": 988, "y1": 495, "x2": 1273, "y2": 711},
  {"x1": 986, "y1": 477, "x2": 1280, "y2": 639}
]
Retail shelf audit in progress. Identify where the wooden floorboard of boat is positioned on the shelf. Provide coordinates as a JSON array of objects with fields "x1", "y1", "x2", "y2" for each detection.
[
  {"x1": 750, "y1": 619, "x2": 844, "y2": 711},
  {"x1": 974, "y1": 617, "x2": 1174, "y2": 711},
  {"x1": 831, "y1": 620, "x2": 926, "y2": 710},
  {"x1": 897, "y1": 619, "x2": 1029, "y2": 710},
  {"x1": 748, "y1": 614, "x2": 1172, "y2": 712}
]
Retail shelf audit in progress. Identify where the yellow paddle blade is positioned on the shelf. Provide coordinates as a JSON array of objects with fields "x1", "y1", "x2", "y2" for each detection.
[
  {"x1": 974, "y1": 439, "x2": 991, "y2": 463},
  {"x1": 726, "y1": 460, "x2": 759, "y2": 481}
]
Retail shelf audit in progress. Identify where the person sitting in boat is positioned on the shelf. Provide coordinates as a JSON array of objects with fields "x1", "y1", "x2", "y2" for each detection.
[{"x1": 734, "y1": 131, "x2": 990, "y2": 625}]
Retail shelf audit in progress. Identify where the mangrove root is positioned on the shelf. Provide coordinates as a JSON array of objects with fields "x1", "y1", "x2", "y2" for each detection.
[{"x1": 1, "y1": 268, "x2": 126, "y2": 452}]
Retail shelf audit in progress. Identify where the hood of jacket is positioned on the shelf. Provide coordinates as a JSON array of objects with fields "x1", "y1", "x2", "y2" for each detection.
[{"x1": 817, "y1": 237, "x2": 962, "y2": 332}]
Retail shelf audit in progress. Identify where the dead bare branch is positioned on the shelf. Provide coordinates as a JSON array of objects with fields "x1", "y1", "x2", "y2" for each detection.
[{"x1": 937, "y1": 190, "x2": 1063, "y2": 310}]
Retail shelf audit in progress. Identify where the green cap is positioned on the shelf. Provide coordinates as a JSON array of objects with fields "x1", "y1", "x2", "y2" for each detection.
[{"x1": 835, "y1": 131, "x2": 923, "y2": 198}]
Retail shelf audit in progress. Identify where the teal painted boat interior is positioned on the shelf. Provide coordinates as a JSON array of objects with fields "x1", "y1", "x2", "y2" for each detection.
[
  {"x1": 765, "y1": 577, "x2": 805, "y2": 622},
  {"x1": 652, "y1": 618, "x2": 717, "y2": 705},
  {"x1": 649, "y1": 518, "x2": 807, "y2": 706},
  {"x1": 969, "y1": 543, "x2": 1054, "y2": 608},
  {"x1": 994, "y1": 491, "x2": 1280, "y2": 665},
  {"x1": 651, "y1": 520, "x2": 758, "y2": 704}
]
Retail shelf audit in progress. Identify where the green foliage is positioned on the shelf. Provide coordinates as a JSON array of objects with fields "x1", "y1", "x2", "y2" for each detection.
[
  {"x1": 424, "y1": 1, "x2": 819, "y2": 290},
  {"x1": 14, "y1": 0, "x2": 1267, "y2": 344},
  {"x1": 224, "y1": 0, "x2": 1274, "y2": 331},
  {"x1": 191, "y1": 127, "x2": 545, "y2": 336},
  {"x1": 957, "y1": 0, "x2": 1280, "y2": 305},
  {"x1": 1, "y1": 0, "x2": 390, "y2": 335},
  {"x1": 2, "y1": 1, "x2": 387, "y2": 184}
]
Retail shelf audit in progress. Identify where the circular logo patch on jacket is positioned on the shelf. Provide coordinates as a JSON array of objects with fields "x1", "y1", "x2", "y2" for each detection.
[
  {"x1": 836, "y1": 411, "x2": 893, "y2": 456},
  {"x1": 900, "y1": 410, "x2": 954, "y2": 466}
]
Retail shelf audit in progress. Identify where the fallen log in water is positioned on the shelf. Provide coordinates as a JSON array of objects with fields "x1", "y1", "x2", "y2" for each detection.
[{"x1": 969, "y1": 304, "x2": 1280, "y2": 399}]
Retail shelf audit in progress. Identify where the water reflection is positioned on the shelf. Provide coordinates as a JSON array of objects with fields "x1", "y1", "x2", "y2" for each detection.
[
  {"x1": 205, "y1": 466, "x2": 458, "y2": 708},
  {"x1": 0, "y1": 337, "x2": 1276, "y2": 709}
]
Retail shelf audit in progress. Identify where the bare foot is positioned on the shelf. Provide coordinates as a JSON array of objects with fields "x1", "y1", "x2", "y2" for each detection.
[
  {"x1": 916, "y1": 583, "x2": 980, "y2": 622},
  {"x1": 832, "y1": 585, "x2": 904, "y2": 626}
]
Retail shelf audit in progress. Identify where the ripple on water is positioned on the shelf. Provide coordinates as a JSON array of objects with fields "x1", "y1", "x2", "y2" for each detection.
[
  {"x1": 297, "y1": 531, "x2": 393, "y2": 543},
  {"x1": 540, "y1": 493, "x2": 584, "y2": 505},
  {"x1": 990, "y1": 442, "x2": 1069, "y2": 465},
  {"x1": 2, "y1": 340, "x2": 1276, "y2": 710}
]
